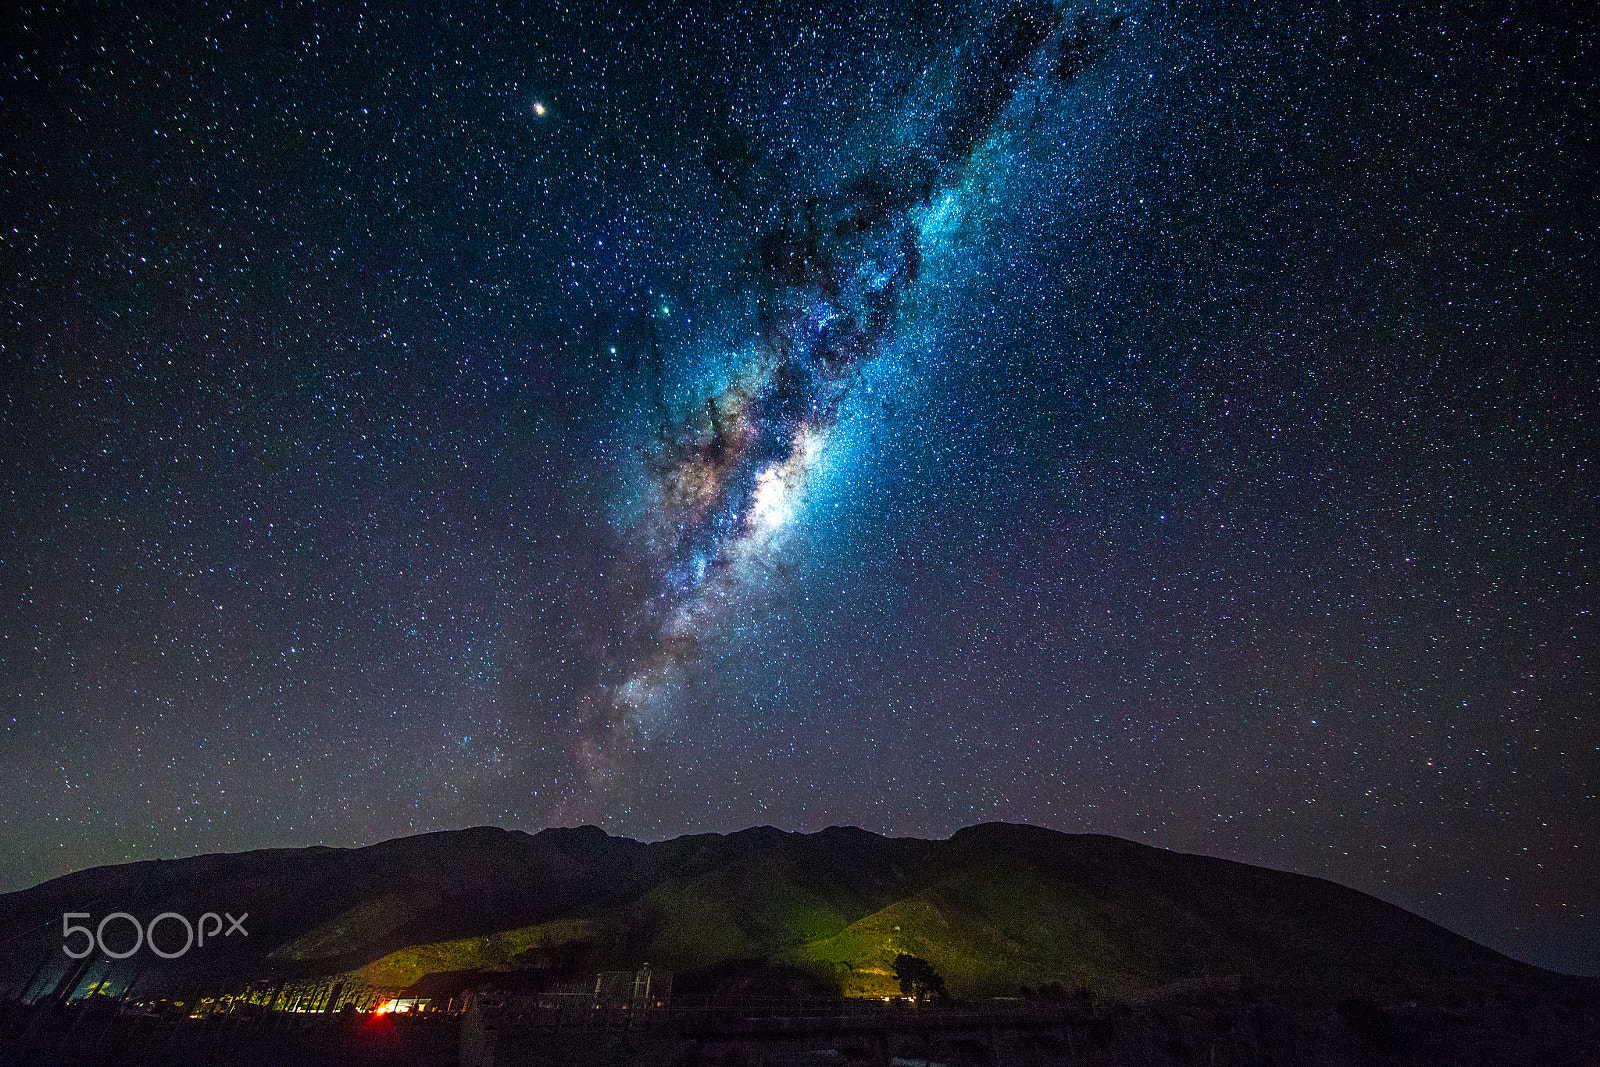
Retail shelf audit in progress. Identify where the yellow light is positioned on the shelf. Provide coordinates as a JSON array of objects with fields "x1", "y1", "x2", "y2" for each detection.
[{"x1": 533, "y1": 101, "x2": 547, "y2": 116}]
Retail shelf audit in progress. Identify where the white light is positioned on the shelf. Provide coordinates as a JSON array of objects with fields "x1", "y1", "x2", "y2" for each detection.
[{"x1": 751, "y1": 465, "x2": 792, "y2": 529}]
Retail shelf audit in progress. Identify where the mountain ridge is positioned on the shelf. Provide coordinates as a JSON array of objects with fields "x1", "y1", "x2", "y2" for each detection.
[{"x1": 0, "y1": 822, "x2": 1585, "y2": 1005}]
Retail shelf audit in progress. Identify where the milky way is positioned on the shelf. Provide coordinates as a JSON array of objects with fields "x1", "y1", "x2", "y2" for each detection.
[
  {"x1": 2, "y1": 0, "x2": 1595, "y2": 975},
  {"x1": 565, "y1": 5, "x2": 1127, "y2": 814}
]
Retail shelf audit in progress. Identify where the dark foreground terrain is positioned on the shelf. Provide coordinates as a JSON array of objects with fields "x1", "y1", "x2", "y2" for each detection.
[
  {"x1": 1, "y1": 822, "x2": 1595, "y2": 1064},
  {"x1": 2, "y1": 981, "x2": 1598, "y2": 1067}
]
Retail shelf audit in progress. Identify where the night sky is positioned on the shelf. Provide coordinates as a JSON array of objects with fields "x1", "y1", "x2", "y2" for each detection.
[{"x1": 2, "y1": 0, "x2": 1596, "y2": 975}]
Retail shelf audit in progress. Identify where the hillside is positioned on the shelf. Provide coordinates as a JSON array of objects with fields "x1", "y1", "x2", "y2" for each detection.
[{"x1": 0, "y1": 823, "x2": 1581, "y2": 1005}]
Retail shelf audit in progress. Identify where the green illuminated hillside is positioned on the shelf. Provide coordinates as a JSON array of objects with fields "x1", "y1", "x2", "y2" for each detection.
[{"x1": 0, "y1": 823, "x2": 1578, "y2": 1004}]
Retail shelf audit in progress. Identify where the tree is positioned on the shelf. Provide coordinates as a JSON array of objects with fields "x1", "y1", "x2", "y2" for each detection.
[{"x1": 893, "y1": 954, "x2": 948, "y2": 1003}]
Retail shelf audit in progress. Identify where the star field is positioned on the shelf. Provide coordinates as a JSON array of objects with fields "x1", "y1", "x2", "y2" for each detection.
[{"x1": 1, "y1": 0, "x2": 1596, "y2": 975}]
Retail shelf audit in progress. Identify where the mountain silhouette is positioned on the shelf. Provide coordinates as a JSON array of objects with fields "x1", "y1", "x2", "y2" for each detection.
[{"x1": 0, "y1": 823, "x2": 1585, "y2": 1006}]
